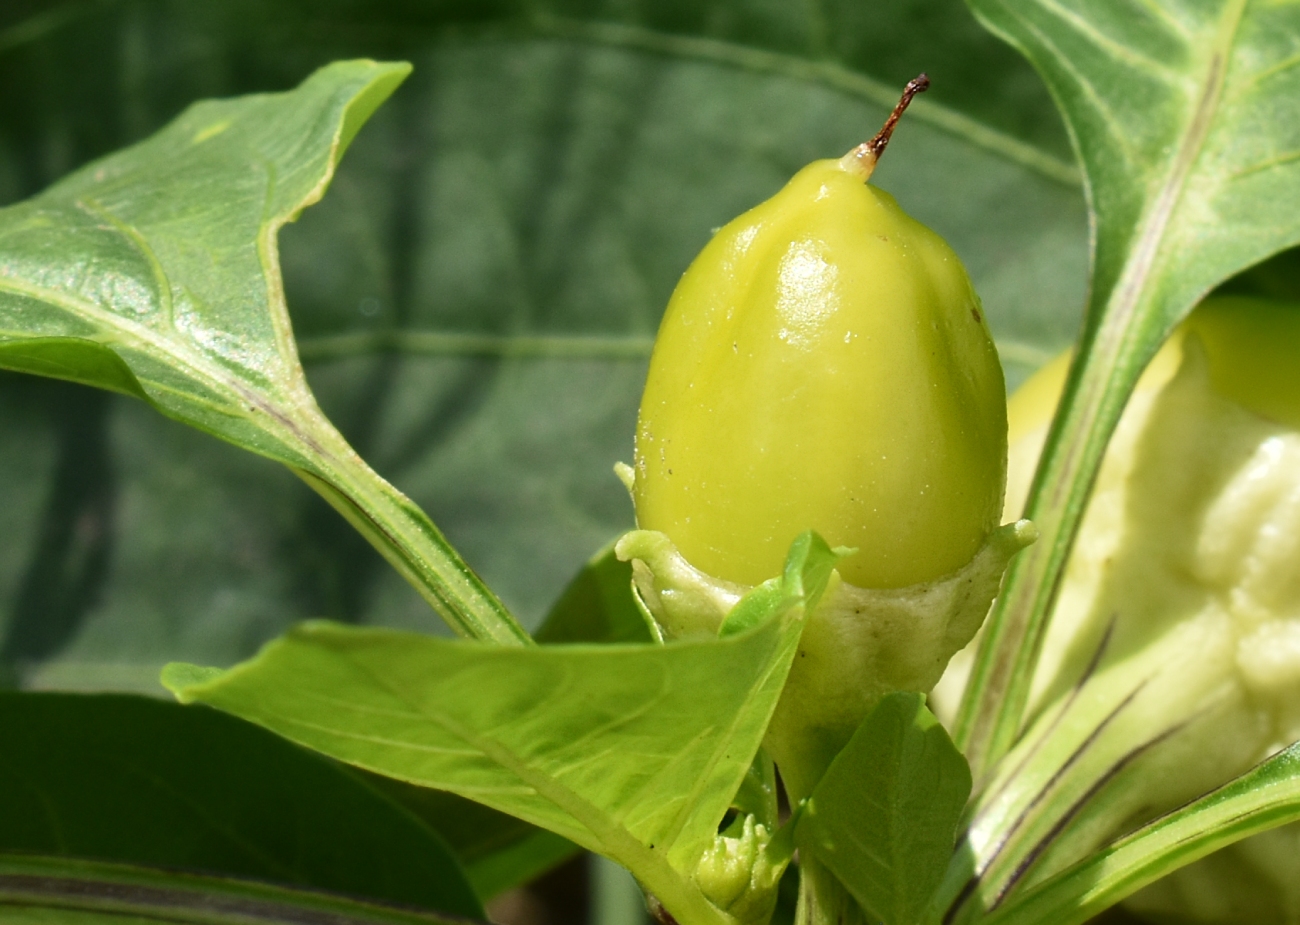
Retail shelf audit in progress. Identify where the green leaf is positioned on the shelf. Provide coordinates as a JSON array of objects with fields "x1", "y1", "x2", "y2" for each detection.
[
  {"x1": 356, "y1": 774, "x2": 580, "y2": 901},
  {"x1": 0, "y1": 692, "x2": 482, "y2": 918},
  {"x1": 0, "y1": 1, "x2": 1088, "y2": 691},
  {"x1": 361, "y1": 543, "x2": 653, "y2": 901},
  {"x1": 535, "y1": 540, "x2": 654, "y2": 644},
  {"x1": 0, "y1": 853, "x2": 478, "y2": 925},
  {"x1": 730, "y1": 751, "x2": 780, "y2": 832},
  {"x1": 957, "y1": 0, "x2": 1300, "y2": 776},
  {"x1": 796, "y1": 693, "x2": 972, "y2": 925},
  {"x1": 0, "y1": 56, "x2": 530, "y2": 647},
  {"x1": 0, "y1": 58, "x2": 401, "y2": 463},
  {"x1": 162, "y1": 622, "x2": 783, "y2": 925},
  {"x1": 718, "y1": 533, "x2": 846, "y2": 639},
  {"x1": 458, "y1": 828, "x2": 578, "y2": 902},
  {"x1": 160, "y1": 534, "x2": 841, "y2": 925},
  {"x1": 978, "y1": 741, "x2": 1300, "y2": 925}
]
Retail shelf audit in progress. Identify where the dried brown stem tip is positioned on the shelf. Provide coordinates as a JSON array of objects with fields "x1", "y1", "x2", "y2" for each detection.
[{"x1": 840, "y1": 73, "x2": 930, "y2": 179}]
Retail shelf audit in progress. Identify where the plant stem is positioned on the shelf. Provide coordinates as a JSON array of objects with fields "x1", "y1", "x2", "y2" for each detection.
[
  {"x1": 950, "y1": 0, "x2": 1246, "y2": 779},
  {"x1": 291, "y1": 408, "x2": 532, "y2": 647},
  {"x1": 951, "y1": 322, "x2": 1145, "y2": 775},
  {"x1": 839, "y1": 73, "x2": 929, "y2": 179},
  {"x1": 795, "y1": 859, "x2": 871, "y2": 925}
]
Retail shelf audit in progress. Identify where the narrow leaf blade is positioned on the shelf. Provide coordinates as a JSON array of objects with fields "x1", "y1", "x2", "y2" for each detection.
[
  {"x1": 957, "y1": 0, "x2": 1300, "y2": 773},
  {"x1": 983, "y1": 741, "x2": 1300, "y2": 925},
  {"x1": 0, "y1": 854, "x2": 478, "y2": 925}
]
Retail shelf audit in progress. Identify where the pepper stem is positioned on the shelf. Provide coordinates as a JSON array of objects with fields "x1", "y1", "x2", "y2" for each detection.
[{"x1": 839, "y1": 73, "x2": 930, "y2": 180}]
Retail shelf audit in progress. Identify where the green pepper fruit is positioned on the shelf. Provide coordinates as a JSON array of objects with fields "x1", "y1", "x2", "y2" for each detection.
[
  {"x1": 618, "y1": 80, "x2": 1034, "y2": 818},
  {"x1": 618, "y1": 81, "x2": 1034, "y2": 925},
  {"x1": 632, "y1": 79, "x2": 1006, "y2": 590}
]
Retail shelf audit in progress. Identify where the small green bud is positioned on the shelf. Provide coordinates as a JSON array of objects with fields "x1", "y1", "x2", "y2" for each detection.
[
  {"x1": 631, "y1": 77, "x2": 1006, "y2": 590},
  {"x1": 692, "y1": 814, "x2": 786, "y2": 924}
]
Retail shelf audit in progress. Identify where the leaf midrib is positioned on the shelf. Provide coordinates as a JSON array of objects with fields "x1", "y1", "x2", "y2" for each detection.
[
  {"x1": 967, "y1": 0, "x2": 1252, "y2": 776},
  {"x1": 1095, "y1": 0, "x2": 1247, "y2": 347},
  {"x1": 327, "y1": 645, "x2": 740, "y2": 925},
  {"x1": 0, "y1": 260, "x2": 317, "y2": 455}
]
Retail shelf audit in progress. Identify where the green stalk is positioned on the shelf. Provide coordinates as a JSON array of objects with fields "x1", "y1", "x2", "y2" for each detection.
[
  {"x1": 291, "y1": 408, "x2": 532, "y2": 647},
  {"x1": 794, "y1": 859, "x2": 870, "y2": 925},
  {"x1": 951, "y1": 320, "x2": 1151, "y2": 776},
  {"x1": 951, "y1": 0, "x2": 1246, "y2": 781}
]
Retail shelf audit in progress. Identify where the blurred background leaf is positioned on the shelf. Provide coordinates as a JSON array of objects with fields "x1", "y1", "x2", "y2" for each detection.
[
  {"x1": 0, "y1": 692, "x2": 484, "y2": 917},
  {"x1": 0, "y1": 0, "x2": 1090, "y2": 695},
  {"x1": 0, "y1": 853, "x2": 484, "y2": 925}
]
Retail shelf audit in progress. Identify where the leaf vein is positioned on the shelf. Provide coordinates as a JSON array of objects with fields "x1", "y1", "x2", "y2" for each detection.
[
  {"x1": 76, "y1": 197, "x2": 177, "y2": 331},
  {"x1": 1033, "y1": 0, "x2": 1185, "y2": 85},
  {"x1": 1229, "y1": 148, "x2": 1300, "y2": 182},
  {"x1": 1009, "y1": 9, "x2": 1140, "y2": 167}
]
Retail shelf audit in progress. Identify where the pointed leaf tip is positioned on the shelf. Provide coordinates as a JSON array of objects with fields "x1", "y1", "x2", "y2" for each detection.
[
  {"x1": 161, "y1": 663, "x2": 225, "y2": 701},
  {"x1": 329, "y1": 59, "x2": 414, "y2": 157},
  {"x1": 718, "y1": 532, "x2": 847, "y2": 638}
]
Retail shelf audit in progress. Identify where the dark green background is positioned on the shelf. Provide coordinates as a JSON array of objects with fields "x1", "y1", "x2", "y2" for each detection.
[{"x1": 0, "y1": 0, "x2": 1088, "y2": 691}]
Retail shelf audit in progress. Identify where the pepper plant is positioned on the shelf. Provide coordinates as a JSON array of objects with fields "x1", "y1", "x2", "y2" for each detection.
[{"x1": 0, "y1": 2, "x2": 1299, "y2": 925}]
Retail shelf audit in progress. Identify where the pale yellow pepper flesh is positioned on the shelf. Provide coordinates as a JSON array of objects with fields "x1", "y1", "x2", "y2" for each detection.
[
  {"x1": 942, "y1": 295, "x2": 1300, "y2": 925},
  {"x1": 633, "y1": 158, "x2": 1006, "y2": 589},
  {"x1": 1009, "y1": 296, "x2": 1300, "y2": 447}
]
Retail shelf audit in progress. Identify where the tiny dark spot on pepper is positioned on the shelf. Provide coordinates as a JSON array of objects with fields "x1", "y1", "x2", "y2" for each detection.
[{"x1": 971, "y1": 307, "x2": 982, "y2": 323}]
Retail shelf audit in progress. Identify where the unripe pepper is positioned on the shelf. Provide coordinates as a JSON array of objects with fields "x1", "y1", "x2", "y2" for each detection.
[
  {"x1": 618, "y1": 80, "x2": 1033, "y2": 816},
  {"x1": 632, "y1": 76, "x2": 1007, "y2": 589},
  {"x1": 615, "y1": 82, "x2": 1035, "y2": 925}
]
